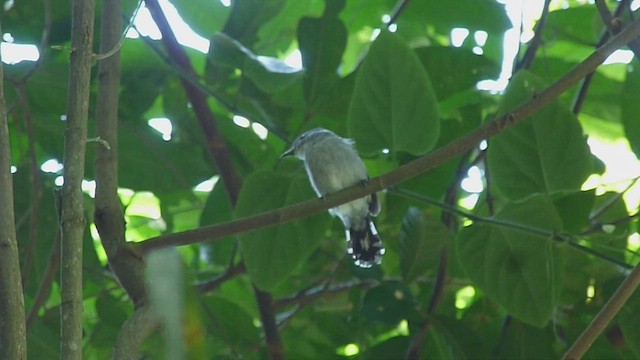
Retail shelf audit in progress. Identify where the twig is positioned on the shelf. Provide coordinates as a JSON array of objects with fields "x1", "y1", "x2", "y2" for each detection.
[
  {"x1": 196, "y1": 262, "x2": 246, "y2": 293},
  {"x1": 135, "y1": 17, "x2": 640, "y2": 254},
  {"x1": 15, "y1": 82, "x2": 43, "y2": 288},
  {"x1": 387, "y1": 0, "x2": 411, "y2": 26},
  {"x1": 562, "y1": 262, "x2": 640, "y2": 359},
  {"x1": 26, "y1": 234, "x2": 61, "y2": 331},
  {"x1": 515, "y1": 0, "x2": 553, "y2": 71},
  {"x1": 274, "y1": 280, "x2": 378, "y2": 310},
  {"x1": 60, "y1": 0, "x2": 95, "y2": 358},
  {"x1": 392, "y1": 188, "x2": 633, "y2": 269},
  {"x1": 405, "y1": 150, "x2": 473, "y2": 359},
  {"x1": 94, "y1": 0, "x2": 144, "y2": 61},
  {"x1": 595, "y1": 0, "x2": 640, "y2": 58},
  {"x1": 572, "y1": 1, "x2": 633, "y2": 113}
]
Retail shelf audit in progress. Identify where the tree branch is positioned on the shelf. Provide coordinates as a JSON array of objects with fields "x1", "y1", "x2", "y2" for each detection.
[
  {"x1": 94, "y1": 0, "x2": 147, "y2": 308},
  {"x1": 0, "y1": 19, "x2": 27, "y2": 360},
  {"x1": 135, "y1": 17, "x2": 640, "y2": 253},
  {"x1": 562, "y1": 262, "x2": 640, "y2": 359},
  {"x1": 60, "y1": 0, "x2": 95, "y2": 358},
  {"x1": 144, "y1": 0, "x2": 242, "y2": 204},
  {"x1": 143, "y1": 1, "x2": 282, "y2": 358}
]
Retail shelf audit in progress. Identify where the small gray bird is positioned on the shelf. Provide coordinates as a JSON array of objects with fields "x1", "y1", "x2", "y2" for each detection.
[{"x1": 280, "y1": 128, "x2": 384, "y2": 268}]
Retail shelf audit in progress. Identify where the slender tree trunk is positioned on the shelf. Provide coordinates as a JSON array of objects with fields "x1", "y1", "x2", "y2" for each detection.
[
  {"x1": 60, "y1": 0, "x2": 94, "y2": 358},
  {"x1": 0, "y1": 19, "x2": 28, "y2": 360}
]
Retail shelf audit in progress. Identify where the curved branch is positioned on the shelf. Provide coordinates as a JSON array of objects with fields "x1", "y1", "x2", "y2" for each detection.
[{"x1": 135, "y1": 18, "x2": 640, "y2": 254}]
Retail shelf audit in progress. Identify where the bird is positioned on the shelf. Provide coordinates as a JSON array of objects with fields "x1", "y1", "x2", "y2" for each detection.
[{"x1": 280, "y1": 128, "x2": 384, "y2": 268}]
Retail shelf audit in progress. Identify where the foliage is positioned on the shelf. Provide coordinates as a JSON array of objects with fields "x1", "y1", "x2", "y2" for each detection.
[{"x1": 2, "y1": 0, "x2": 640, "y2": 358}]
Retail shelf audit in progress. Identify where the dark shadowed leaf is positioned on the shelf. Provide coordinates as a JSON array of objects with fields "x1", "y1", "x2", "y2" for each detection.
[
  {"x1": 237, "y1": 170, "x2": 329, "y2": 291},
  {"x1": 488, "y1": 71, "x2": 593, "y2": 200},
  {"x1": 456, "y1": 194, "x2": 565, "y2": 326},
  {"x1": 399, "y1": 207, "x2": 448, "y2": 282},
  {"x1": 348, "y1": 31, "x2": 440, "y2": 156}
]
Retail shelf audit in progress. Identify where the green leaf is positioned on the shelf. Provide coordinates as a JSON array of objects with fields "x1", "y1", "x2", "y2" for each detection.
[
  {"x1": 221, "y1": 0, "x2": 286, "y2": 49},
  {"x1": 622, "y1": 60, "x2": 640, "y2": 158},
  {"x1": 551, "y1": 190, "x2": 595, "y2": 234},
  {"x1": 415, "y1": 46, "x2": 500, "y2": 100},
  {"x1": 361, "y1": 282, "x2": 418, "y2": 325},
  {"x1": 456, "y1": 194, "x2": 565, "y2": 326},
  {"x1": 237, "y1": 170, "x2": 330, "y2": 291},
  {"x1": 544, "y1": 6, "x2": 601, "y2": 46},
  {"x1": 399, "y1": 207, "x2": 448, "y2": 282},
  {"x1": 488, "y1": 71, "x2": 593, "y2": 200},
  {"x1": 171, "y1": 0, "x2": 230, "y2": 37},
  {"x1": 297, "y1": 3, "x2": 348, "y2": 105},
  {"x1": 203, "y1": 297, "x2": 260, "y2": 350},
  {"x1": 348, "y1": 31, "x2": 440, "y2": 156},
  {"x1": 494, "y1": 319, "x2": 558, "y2": 359},
  {"x1": 208, "y1": 32, "x2": 303, "y2": 93}
]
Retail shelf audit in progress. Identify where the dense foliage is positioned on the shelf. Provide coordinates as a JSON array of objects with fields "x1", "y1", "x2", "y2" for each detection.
[{"x1": 2, "y1": 0, "x2": 640, "y2": 358}]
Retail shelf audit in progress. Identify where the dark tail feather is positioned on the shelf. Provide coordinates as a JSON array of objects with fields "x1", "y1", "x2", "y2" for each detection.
[{"x1": 346, "y1": 218, "x2": 384, "y2": 268}]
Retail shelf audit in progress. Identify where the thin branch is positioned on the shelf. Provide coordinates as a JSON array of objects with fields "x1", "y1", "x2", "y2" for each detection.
[
  {"x1": 15, "y1": 82, "x2": 43, "y2": 289},
  {"x1": 26, "y1": 234, "x2": 60, "y2": 331},
  {"x1": 134, "y1": 18, "x2": 640, "y2": 254},
  {"x1": 515, "y1": 0, "x2": 553, "y2": 71},
  {"x1": 386, "y1": 0, "x2": 410, "y2": 26},
  {"x1": 573, "y1": 1, "x2": 633, "y2": 113},
  {"x1": 60, "y1": 0, "x2": 95, "y2": 358},
  {"x1": 392, "y1": 188, "x2": 633, "y2": 269},
  {"x1": 0, "y1": 19, "x2": 27, "y2": 360},
  {"x1": 196, "y1": 262, "x2": 246, "y2": 293},
  {"x1": 144, "y1": 0, "x2": 242, "y2": 204},
  {"x1": 273, "y1": 280, "x2": 377, "y2": 310},
  {"x1": 562, "y1": 262, "x2": 640, "y2": 359},
  {"x1": 93, "y1": 0, "x2": 144, "y2": 61},
  {"x1": 405, "y1": 150, "x2": 473, "y2": 360},
  {"x1": 595, "y1": 0, "x2": 640, "y2": 58}
]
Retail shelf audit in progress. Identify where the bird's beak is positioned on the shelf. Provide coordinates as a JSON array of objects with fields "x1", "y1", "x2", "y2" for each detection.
[{"x1": 280, "y1": 146, "x2": 294, "y2": 159}]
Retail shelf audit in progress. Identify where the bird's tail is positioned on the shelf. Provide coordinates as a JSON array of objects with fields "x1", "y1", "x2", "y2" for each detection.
[{"x1": 346, "y1": 218, "x2": 384, "y2": 268}]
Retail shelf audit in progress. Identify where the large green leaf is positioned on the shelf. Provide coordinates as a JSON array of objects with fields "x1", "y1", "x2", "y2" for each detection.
[
  {"x1": 348, "y1": 31, "x2": 440, "y2": 156},
  {"x1": 297, "y1": 1, "x2": 348, "y2": 106},
  {"x1": 456, "y1": 194, "x2": 565, "y2": 326},
  {"x1": 208, "y1": 32, "x2": 303, "y2": 93},
  {"x1": 399, "y1": 207, "x2": 448, "y2": 283},
  {"x1": 415, "y1": 46, "x2": 500, "y2": 101},
  {"x1": 237, "y1": 170, "x2": 329, "y2": 291},
  {"x1": 221, "y1": 0, "x2": 286, "y2": 49},
  {"x1": 171, "y1": 0, "x2": 230, "y2": 37},
  {"x1": 488, "y1": 71, "x2": 593, "y2": 200}
]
